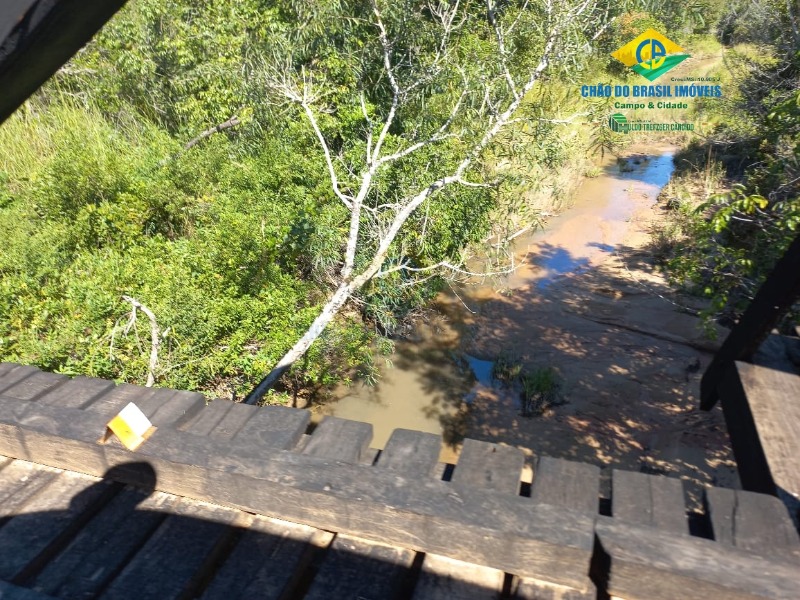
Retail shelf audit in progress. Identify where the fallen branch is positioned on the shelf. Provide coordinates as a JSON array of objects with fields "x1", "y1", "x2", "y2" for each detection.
[
  {"x1": 183, "y1": 115, "x2": 241, "y2": 151},
  {"x1": 121, "y1": 295, "x2": 161, "y2": 387}
]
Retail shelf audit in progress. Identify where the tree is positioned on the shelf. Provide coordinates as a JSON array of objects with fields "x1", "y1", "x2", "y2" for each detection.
[{"x1": 245, "y1": 0, "x2": 615, "y2": 403}]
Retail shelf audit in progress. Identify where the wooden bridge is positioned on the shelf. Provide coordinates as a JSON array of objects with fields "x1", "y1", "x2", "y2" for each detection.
[{"x1": 0, "y1": 362, "x2": 798, "y2": 600}]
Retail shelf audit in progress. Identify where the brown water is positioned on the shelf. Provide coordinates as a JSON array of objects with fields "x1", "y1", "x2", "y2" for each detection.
[{"x1": 315, "y1": 149, "x2": 677, "y2": 449}]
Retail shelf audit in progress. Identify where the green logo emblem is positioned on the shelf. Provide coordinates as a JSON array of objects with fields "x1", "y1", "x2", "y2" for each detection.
[
  {"x1": 611, "y1": 28, "x2": 690, "y2": 81},
  {"x1": 608, "y1": 113, "x2": 628, "y2": 133}
]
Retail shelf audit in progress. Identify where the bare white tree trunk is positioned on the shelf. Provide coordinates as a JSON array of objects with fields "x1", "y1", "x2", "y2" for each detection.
[
  {"x1": 246, "y1": 0, "x2": 609, "y2": 404},
  {"x1": 244, "y1": 282, "x2": 353, "y2": 403}
]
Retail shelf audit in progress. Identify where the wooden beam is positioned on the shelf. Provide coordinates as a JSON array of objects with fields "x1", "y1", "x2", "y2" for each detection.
[
  {"x1": 0, "y1": 396, "x2": 596, "y2": 587},
  {"x1": 701, "y1": 233, "x2": 800, "y2": 409},
  {"x1": 596, "y1": 516, "x2": 800, "y2": 600},
  {"x1": 0, "y1": 0, "x2": 128, "y2": 124},
  {"x1": 717, "y1": 362, "x2": 779, "y2": 495},
  {"x1": 611, "y1": 470, "x2": 688, "y2": 535},
  {"x1": 705, "y1": 487, "x2": 800, "y2": 561}
]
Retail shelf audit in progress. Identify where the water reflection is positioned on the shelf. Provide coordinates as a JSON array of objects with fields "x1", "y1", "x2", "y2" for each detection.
[{"x1": 319, "y1": 149, "x2": 677, "y2": 451}]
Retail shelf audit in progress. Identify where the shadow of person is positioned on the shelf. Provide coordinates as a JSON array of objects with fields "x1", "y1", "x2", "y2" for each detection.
[{"x1": 0, "y1": 459, "x2": 510, "y2": 600}]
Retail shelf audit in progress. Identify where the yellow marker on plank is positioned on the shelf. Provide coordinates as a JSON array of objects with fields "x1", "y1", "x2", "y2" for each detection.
[{"x1": 102, "y1": 402, "x2": 156, "y2": 450}]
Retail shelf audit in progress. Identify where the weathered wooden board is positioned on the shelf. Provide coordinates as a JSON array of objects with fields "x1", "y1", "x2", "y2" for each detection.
[
  {"x1": 522, "y1": 456, "x2": 600, "y2": 598},
  {"x1": 99, "y1": 499, "x2": 243, "y2": 600},
  {"x1": 0, "y1": 372, "x2": 67, "y2": 403},
  {"x1": 700, "y1": 232, "x2": 800, "y2": 409},
  {"x1": 0, "y1": 362, "x2": 20, "y2": 379},
  {"x1": 31, "y1": 489, "x2": 179, "y2": 598},
  {"x1": 0, "y1": 462, "x2": 61, "y2": 521},
  {"x1": 531, "y1": 456, "x2": 600, "y2": 515},
  {"x1": 302, "y1": 416, "x2": 373, "y2": 463},
  {"x1": 206, "y1": 401, "x2": 257, "y2": 440},
  {"x1": 513, "y1": 577, "x2": 596, "y2": 600},
  {"x1": 596, "y1": 516, "x2": 800, "y2": 600},
  {"x1": 136, "y1": 389, "x2": 206, "y2": 429},
  {"x1": 81, "y1": 384, "x2": 160, "y2": 420},
  {"x1": 0, "y1": 397, "x2": 596, "y2": 586},
  {"x1": 304, "y1": 534, "x2": 415, "y2": 600},
  {"x1": 0, "y1": 471, "x2": 113, "y2": 583},
  {"x1": 412, "y1": 553, "x2": 505, "y2": 600},
  {"x1": 734, "y1": 361, "x2": 800, "y2": 499},
  {"x1": 36, "y1": 377, "x2": 116, "y2": 409},
  {"x1": 230, "y1": 405, "x2": 310, "y2": 455},
  {"x1": 200, "y1": 516, "x2": 324, "y2": 600},
  {"x1": 377, "y1": 429, "x2": 442, "y2": 478},
  {"x1": 452, "y1": 439, "x2": 524, "y2": 495},
  {"x1": 705, "y1": 486, "x2": 800, "y2": 561},
  {"x1": 180, "y1": 400, "x2": 259, "y2": 440},
  {"x1": 0, "y1": 365, "x2": 38, "y2": 395},
  {"x1": 612, "y1": 470, "x2": 687, "y2": 534},
  {"x1": 179, "y1": 399, "x2": 232, "y2": 437}
]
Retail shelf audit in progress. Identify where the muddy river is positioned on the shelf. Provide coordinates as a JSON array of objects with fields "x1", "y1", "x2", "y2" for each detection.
[{"x1": 314, "y1": 150, "x2": 678, "y2": 451}]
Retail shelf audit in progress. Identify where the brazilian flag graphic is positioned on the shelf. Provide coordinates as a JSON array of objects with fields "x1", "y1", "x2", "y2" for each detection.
[{"x1": 611, "y1": 29, "x2": 690, "y2": 81}]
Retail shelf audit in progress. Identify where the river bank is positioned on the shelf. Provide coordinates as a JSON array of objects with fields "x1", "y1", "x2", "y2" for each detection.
[{"x1": 317, "y1": 145, "x2": 739, "y2": 498}]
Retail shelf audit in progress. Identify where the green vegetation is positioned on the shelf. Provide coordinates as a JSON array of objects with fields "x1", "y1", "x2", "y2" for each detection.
[
  {"x1": 492, "y1": 353, "x2": 563, "y2": 417},
  {"x1": 652, "y1": 0, "x2": 800, "y2": 331},
  {"x1": 0, "y1": 0, "x2": 622, "y2": 402},
  {"x1": 520, "y1": 367, "x2": 563, "y2": 417},
  {"x1": 2, "y1": 0, "x2": 795, "y2": 405}
]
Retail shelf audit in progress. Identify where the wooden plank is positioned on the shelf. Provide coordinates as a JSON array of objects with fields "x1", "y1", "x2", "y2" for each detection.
[
  {"x1": 180, "y1": 399, "x2": 234, "y2": 437},
  {"x1": 705, "y1": 487, "x2": 800, "y2": 560},
  {"x1": 207, "y1": 401, "x2": 257, "y2": 440},
  {"x1": 81, "y1": 383, "x2": 159, "y2": 420},
  {"x1": 0, "y1": 471, "x2": 114, "y2": 582},
  {"x1": 596, "y1": 516, "x2": 800, "y2": 600},
  {"x1": 36, "y1": 377, "x2": 115, "y2": 409},
  {"x1": 0, "y1": 400, "x2": 597, "y2": 586},
  {"x1": 100, "y1": 499, "x2": 243, "y2": 600},
  {"x1": 0, "y1": 461, "x2": 61, "y2": 520},
  {"x1": 31, "y1": 489, "x2": 179, "y2": 599},
  {"x1": 230, "y1": 405, "x2": 310, "y2": 454},
  {"x1": 201, "y1": 516, "x2": 324, "y2": 600},
  {"x1": 451, "y1": 439, "x2": 524, "y2": 495},
  {"x1": 612, "y1": 470, "x2": 687, "y2": 534},
  {"x1": 0, "y1": 365, "x2": 38, "y2": 395},
  {"x1": 304, "y1": 534, "x2": 415, "y2": 600},
  {"x1": 0, "y1": 371, "x2": 68, "y2": 403},
  {"x1": 701, "y1": 232, "x2": 800, "y2": 409},
  {"x1": 0, "y1": 362, "x2": 20, "y2": 378},
  {"x1": 360, "y1": 447, "x2": 380, "y2": 466},
  {"x1": 531, "y1": 456, "x2": 600, "y2": 514},
  {"x1": 522, "y1": 456, "x2": 599, "y2": 599},
  {"x1": 736, "y1": 361, "x2": 800, "y2": 499},
  {"x1": 412, "y1": 553, "x2": 504, "y2": 600},
  {"x1": 378, "y1": 429, "x2": 442, "y2": 478},
  {"x1": 717, "y1": 362, "x2": 777, "y2": 495},
  {"x1": 0, "y1": 397, "x2": 113, "y2": 472},
  {"x1": 302, "y1": 416, "x2": 373, "y2": 463},
  {"x1": 136, "y1": 389, "x2": 206, "y2": 429},
  {"x1": 513, "y1": 577, "x2": 595, "y2": 600}
]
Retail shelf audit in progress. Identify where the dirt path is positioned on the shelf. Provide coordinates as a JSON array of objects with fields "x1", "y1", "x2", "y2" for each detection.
[{"x1": 451, "y1": 150, "x2": 739, "y2": 500}]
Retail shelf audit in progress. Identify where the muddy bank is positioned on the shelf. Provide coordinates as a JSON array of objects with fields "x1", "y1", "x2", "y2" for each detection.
[
  {"x1": 457, "y1": 148, "x2": 737, "y2": 494},
  {"x1": 320, "y1": 146, "x2": 738, "y2": 496}
]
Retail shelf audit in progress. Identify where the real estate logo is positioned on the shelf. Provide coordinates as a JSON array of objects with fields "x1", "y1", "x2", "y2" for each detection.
[{"x1": 611, "y1": 28, "x2": 690, "y2": 81}]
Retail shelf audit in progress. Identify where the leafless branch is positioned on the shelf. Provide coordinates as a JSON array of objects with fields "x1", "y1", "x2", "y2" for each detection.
[{"x1": 121, "y1": 296, "x2": 161, "y2": 387}]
